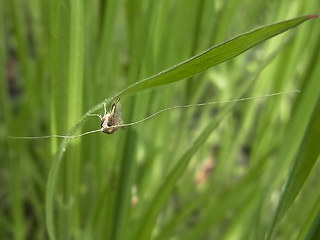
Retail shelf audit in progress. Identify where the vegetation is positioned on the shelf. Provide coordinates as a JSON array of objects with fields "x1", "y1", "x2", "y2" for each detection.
[{"x1": 1, "y1": 0, "x2": 319, "y2": 239}]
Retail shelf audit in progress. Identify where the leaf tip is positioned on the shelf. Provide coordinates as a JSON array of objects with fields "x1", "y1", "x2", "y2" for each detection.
[{"x1": 308, "y1": 14, "x2": 318, "y2": 19}]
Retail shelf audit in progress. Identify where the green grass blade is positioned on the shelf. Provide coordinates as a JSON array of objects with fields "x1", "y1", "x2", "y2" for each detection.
[
  {"x1": 304, "y1": 208, "x2": 320, "y2": 240},
  {"x1": 109, "y1": 129, "x2": 137, "y2": 240},
  {"x1": 297, "y1": 193, "x2": 320, "y2": 240},
  {"x1": 266, "y1": 94, "x2": 320, "y2": 239},
  {"x1": 132, "y1": 110, "x2": 230, "y2": 240},
  {"x1": 131, "y1": 82, "x2": 251, "y2": 240},
  {"x1": 265, "y1": 25, "x2": 320, "y2": 239},
  {"x1": 118, "y1": 15, "x2": 317, "y2": 98},
  {"x1": 45, "y1": 0, "x2": 84, "y2": 239}
]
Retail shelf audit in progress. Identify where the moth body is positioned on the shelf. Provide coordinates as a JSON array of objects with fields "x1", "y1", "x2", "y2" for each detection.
[{"x1": 101, "y1": 100, "x2": 123, "y2": 134}]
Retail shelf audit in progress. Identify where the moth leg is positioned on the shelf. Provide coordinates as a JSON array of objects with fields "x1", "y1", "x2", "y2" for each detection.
[
  {"x1": 110, "y1": 104, "x2": 116, "y2": 115},
  {"x1": 88, "y1": 113, "x2": 102, "y2": 120},
  {"x1": 103, "y1": 102, "x2": 107, "y2": 116}
]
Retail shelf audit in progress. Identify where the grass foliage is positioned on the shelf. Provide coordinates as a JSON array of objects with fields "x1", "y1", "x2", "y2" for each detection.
[{"x1": 1, "y1": 0, "x2": 320, "y2": 239}]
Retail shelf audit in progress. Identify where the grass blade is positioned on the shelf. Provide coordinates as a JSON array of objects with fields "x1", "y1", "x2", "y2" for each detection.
[
  {"x1": 265, "y1": 26, "x2": 320, "y2": 239},
  {"x1": 46, "y1": 0, "x2": 84, "y2": 239},
  {"x1": 109, "y1": 129, "x2": 137, "y2": 240},
  {"x1": 297, "y1": 193, "x2": 320, "y2": 240},
  {"x1": 132, "y1": 105, "x2": 232, "y2": 240},
  {"x1": 265, "y1": 93, "x2": 320, "y2": 239},
  {"x1": 118, "y1": 15, "x2": 317, "y2": 98},
  {"x1": 131, "y1": 77, "x2": 256, "y2": 240},
  {"x1": 304, "y1": 208, "x2": 320, "y2": 240}
]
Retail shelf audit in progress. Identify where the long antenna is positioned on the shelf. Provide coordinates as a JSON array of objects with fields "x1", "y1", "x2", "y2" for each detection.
[
  {"x1": 8, "y1": 90, "x2": 299, "y2": 139},
  {"x1": 116, "y1": 90, "x2": 300, "y2": 128},
  {"x1": 8, "y1": 128, "x2": 103, "y2": 139}
]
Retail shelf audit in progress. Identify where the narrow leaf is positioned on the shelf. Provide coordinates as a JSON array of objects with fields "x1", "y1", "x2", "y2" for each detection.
[
  {"x1": 297, "y1": 193, "x2": 320, "y2": 240},
  {"x1": 305, "y1": 209, "x2": 320, "y2": 240},
  {"x1": 266, "y1": 94, "x2": 320, "y2": 239},
  {"x1": 118, "y1": 15, "x2": 317, "y2": 98},
  {"x1": 132, "y1": 100, "x2": 234, "y2": 240}
]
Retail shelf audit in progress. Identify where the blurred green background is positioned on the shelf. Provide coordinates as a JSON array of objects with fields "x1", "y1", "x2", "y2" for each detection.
[{"x1": 1, "y1": 0, "x2": 319, "y2": 239}]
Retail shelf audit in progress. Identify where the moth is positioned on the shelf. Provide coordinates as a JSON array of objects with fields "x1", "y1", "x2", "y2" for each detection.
[
  {"x1": 100, "y1": 100, "x2": 124, "y2": 134},
  {"x1": 8, "y1": 90, "x2": 299, "y2": 139}
]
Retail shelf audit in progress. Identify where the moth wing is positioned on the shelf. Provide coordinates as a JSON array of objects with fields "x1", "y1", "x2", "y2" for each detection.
[{"x1": 114, "y1": 102, "x2": 124, "y2": 127}]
